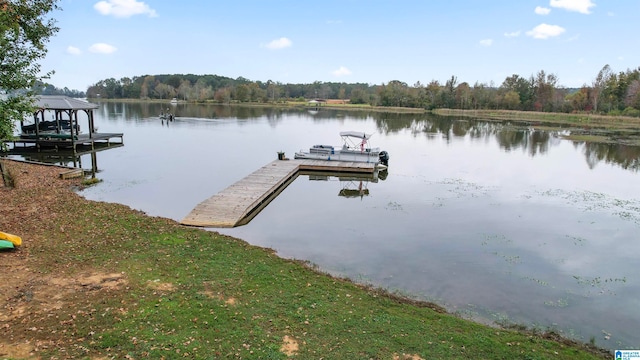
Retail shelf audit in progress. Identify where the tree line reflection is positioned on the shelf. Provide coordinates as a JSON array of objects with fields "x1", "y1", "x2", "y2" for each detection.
[
  {"x1": 96, "y1": 103, "x2": 640, "y2": 172},
  {"x1": 373, "y1": 112, "x2": 640, "y2": 172}
]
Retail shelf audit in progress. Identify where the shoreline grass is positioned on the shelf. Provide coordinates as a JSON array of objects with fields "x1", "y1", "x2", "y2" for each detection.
[
  {"x1": 432, "y1": 108, "x2": 640, "y2": 130},
  {"x1": 0, "y1": 159, "x2": 611, "y2": 359}
]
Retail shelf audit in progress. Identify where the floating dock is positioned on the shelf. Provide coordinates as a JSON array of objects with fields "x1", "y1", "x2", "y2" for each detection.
[{"x1": 180, "y1": 159, "x2": 376, "y2": 228}]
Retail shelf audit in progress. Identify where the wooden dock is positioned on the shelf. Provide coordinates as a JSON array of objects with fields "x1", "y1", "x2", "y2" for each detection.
[
  {"x1": 180, "y1": 159, "x2": 376, "y2": 228},
  {"x1": 3, "y1": 132, "x2": 124, "y2": 152}
]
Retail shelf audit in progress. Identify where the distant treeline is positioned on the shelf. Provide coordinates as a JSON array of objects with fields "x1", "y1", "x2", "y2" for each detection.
[
  {"x1": 33, "y1": 81, "x2": 86, "y2": 98},
  {"x1": 86, "y1": 64, "x2": 640, "y2": 117}
]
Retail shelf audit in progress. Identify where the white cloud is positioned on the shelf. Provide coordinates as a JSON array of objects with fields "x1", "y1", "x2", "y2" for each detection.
[
  {"x1": 94, "y1": 0, "x2": 158, "y2": 18},
  {"x1": 504, "y1": 31, "x2": 521, "y2": 38},
  {"x1": 526, "y1": 23, "x2": 566, "y2": 39},
  {"x1": 332, "y1": 66, "x2": 352, "y2": 77},
  {"x1": 549, "y1": 0, "x2": 595, "y2": 14},
  {"x1": 89, "y1": 43, "x2": 118, "y2": 54},
  {"x1": 67, "y1": 46, "x2": 82, "y2": 55},
  {"x1": 263, "y1": 37, "x2": 292, "y2": 50},
  {"x1": 479, "y1": 39, "x2": 493, "y2": 47},
  {"x1": 535, "y1": 6, "x2": 551, "y2": 15}
]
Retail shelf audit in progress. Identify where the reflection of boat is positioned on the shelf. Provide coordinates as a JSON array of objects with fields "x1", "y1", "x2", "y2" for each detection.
[
  {"x1": 294, "y1": 131, "x2": 389, "y2": 168},
  {"x1": 305, "y1": 170, "x2": 388, "y2": 199},
  {"x1": 159, "y1": 112, "x2": 175, "y2": 121},
  {"x1": 339, "y1": 180, "x2": 370, "y2": 198}
]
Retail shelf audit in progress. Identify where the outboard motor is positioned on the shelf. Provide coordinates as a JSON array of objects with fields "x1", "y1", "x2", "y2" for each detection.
[{"x1": 379, "y1": 151, "x2": 389, "y2": 166}]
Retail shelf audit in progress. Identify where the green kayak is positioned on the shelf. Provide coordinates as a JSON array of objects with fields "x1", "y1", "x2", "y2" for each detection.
[{"x1": 0, "y1": 240, "x2": 15, "y2": 250}]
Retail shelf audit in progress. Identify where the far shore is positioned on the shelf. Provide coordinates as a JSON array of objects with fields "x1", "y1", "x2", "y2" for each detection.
[
  {"x1": 90, "y1": 98, "x2": 640, "y2": 145},
  {"x1": 91, "y1": 97, "x2": 640, "y2": 125}
]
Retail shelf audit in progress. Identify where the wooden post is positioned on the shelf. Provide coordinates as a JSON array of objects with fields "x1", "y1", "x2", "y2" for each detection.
[
  {"x1": 88, "y1": 110, "x2": 94, "y2": 139},
  {"x1": 70, "y1": 109, "x2": 76, "y2": 152},
  {"x1": 0, "y1": 160, "x2": 5, "y2": 187},
  {"x1": 55, "y1": 110, "x2": 61, "y2": 134}
]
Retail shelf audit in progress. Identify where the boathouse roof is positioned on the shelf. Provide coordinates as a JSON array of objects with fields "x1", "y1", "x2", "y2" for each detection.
[{"x1": 33, "y1": 95, "x2": 98, "y2": 110}]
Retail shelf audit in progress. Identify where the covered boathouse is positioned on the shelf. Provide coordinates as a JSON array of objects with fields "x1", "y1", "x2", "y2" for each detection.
[{"x1": 4, "y1": 95, "x2": 123, "y2": 152}]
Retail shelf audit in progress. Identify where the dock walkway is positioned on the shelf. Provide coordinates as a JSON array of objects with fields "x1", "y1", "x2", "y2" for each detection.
[
  {"x1": 4, "y1": 132, "x2": 124, "y2": 151},
  {"x1": 181, "y1": 159, "x2": 376, "y2": 227}
]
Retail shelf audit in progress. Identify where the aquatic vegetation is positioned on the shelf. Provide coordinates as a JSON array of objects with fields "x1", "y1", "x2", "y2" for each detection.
[
  {"x1": 544, "y1": 298, "x2": 570, "y2": 308},
  {"x1": 439, "y1": 178, "x2": 496, "y2": 198},
  {"x1": 566, "y1": 235, "x2": 587, "y2": 246},
  {"x1": 572, "y1": 276, "x2": 627, "y2": 296},
  {"x1": 537, "y1": 189, "x2": 640, "y2": 225},
  {"x1": 520, "y1": 276, "x2": 550, "y2": 287},
  {"x1": 384, "y1": 201, "x2": 404, "y2": 211}
]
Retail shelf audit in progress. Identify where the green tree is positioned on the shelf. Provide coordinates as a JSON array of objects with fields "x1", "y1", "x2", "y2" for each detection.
[
  {"x1": 625, "y1": 79, "x2": 640, "y2": 109},
  {"x1": 500, "y1": 90, "x2": 521, "y2": 110},
  {"x1": 499, "y1": 74, "x2": 533, "y2": 110},
  {"x1": 266, "y1": 80, "x2": 281, "y2": 102},
  {"x1": 120, "y1": 77, "x2": 140, "y2": 98},
  {"x1": 247, "y1": 83, "x2": 265, "y2": 102},
  {"x1": 591, "y1": 64, "x2": 612, "y2": 113},
  {"x1": 533, "y1": 70, "x2": 558, "y2": 112},
  {"x1": 424, "y1": 80, "x2": 441, "y2": 109},
  {"x1": 235, "y1": 83, "x2": 249, "y2": 102},
  {"x1": 349, "y1": 87, "x2": 369, "y2": 104},
  {"x1": 455, "y1": 82, "x2": 472, "y2": 109},
  {"x1": 566, "y1": 87, "x2": 591, "y2": 112},
  {"x1": 379, "y1": 80, "x2": 409, "y2": 107},
  {"x1": 442, "y1": 76, "x2": 457, "y2": 108},
  {"x1": 166, "y1": 75, "x2": 181, "y2": 89},
  {"x1": 0, "y1": 0, "x2": 59, "y2": 141}
]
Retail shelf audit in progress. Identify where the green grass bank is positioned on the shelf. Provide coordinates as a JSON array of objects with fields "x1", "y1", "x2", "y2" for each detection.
[{"x1": 0, "y1": 160, "x2": 611, "y2": 359}]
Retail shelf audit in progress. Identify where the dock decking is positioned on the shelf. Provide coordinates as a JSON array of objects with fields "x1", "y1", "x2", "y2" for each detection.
[
  {"x1": 180, "y1": 159, "x2": 376, "y2": 228},
  {"x1": 3, "y1": 132, "x2": 124, "y2": 151}
]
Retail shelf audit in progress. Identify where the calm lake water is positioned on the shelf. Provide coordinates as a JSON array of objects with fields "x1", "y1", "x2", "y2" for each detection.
[{"x1": 7, "y1": 102, "x2": 640, "y2": 349}]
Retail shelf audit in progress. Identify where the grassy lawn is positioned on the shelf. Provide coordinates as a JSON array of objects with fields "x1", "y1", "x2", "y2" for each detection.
[{"x1": 0, "y1": 160, "x2": 610, "y2": 359}]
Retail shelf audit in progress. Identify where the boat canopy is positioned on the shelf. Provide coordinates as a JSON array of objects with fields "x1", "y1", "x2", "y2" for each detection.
[{"x1": 340, "y1": 131, "x2": 371, "y2": 140}]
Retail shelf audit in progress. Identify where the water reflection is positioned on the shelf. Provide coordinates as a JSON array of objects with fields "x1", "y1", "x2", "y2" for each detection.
[
  {"x1": 583, "y1": 142, "x2": 640, "y2": 171},
  {"x1": 304, "y1": 170, "x2": 386, "y2": 199},
  {"x1": 93, "y1": 101, "x2": 640, "y2": 174},
  {"x1": 73, "y1": 103, "x2": 639, "y2": 349},
  {"x1": 97, "y1": 101, "x2": 304, "y2": 122},
  {"x1": 376, "y1": 113, "x2": 638, "y2": 171},
  {"x1": 2, "y1": 143, "x2": 122, "y2": 178}
]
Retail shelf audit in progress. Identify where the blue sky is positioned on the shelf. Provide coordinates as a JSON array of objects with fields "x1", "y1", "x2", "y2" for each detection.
[{"x1": 40, "y1": 0, "x2": 639, "y2": 92}]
